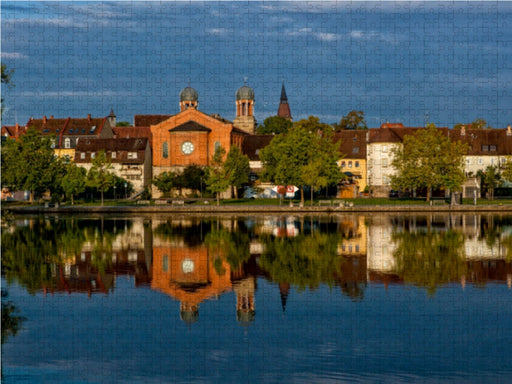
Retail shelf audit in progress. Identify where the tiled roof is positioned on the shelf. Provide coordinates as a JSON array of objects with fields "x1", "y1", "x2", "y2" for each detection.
[
  {"x1": 447, "y1": 128, "x2": 512, "y2": 156},
  {"x1": 134, "y1": 114, "x2": 172, "y2": 127},
  {"x1": 27, "y1": 117, "x2": 69, "y2": 135},
  {"x1": 113, "y1": 126, "x2": 153, "y2": 147},
  {"x1": 169, "y1": 120, "x2": 212, "y2": 132},
  {"x1": 64, "y1": 117, "x2": 107, "y2": 136},
  {"x1": 1, "y1": 124, "x2": 27, "y2": 139},
  {"x1": 74, "y1": 138, "x2": 148, "y2": 164},
  {"x1": 333, "y1": 131, "x2": 367, "y2": 159},
  {"x1": 242, "y1": 135, "x2": 274, "y2": 160}
]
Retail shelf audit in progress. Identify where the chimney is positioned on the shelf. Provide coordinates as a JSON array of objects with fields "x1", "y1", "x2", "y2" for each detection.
[
  {"x1": 87, "y1": 114, "x2": 91, "y2": 123},
  {"x1": 461, "y1": 125, "x2": 465, "y2": 136},
  {"x1": 43, "y1": 115, "x2": 47, "y2": 124},
  {"x1": 508, "y1": 125, "x2": 512, "y2": 136},
  {"x1": 50, "y1": 115, "x2": 54, "y2": 119}
]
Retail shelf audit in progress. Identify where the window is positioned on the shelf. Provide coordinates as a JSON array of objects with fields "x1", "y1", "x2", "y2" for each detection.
[
  {"x1": 478, "y1": 158, "x2": 483, "y2": 165},
  {"x1": 466, "y1": 158, "x2": 471, "y2": 165},
  {"x1": 490, "y1": 145, "x2": 496, "y2": 151},
  {"x1": 341, "y1": 161, "x2": 346, "y2": 168},
  {"x1": 382, "y1": 158, "x2": 388, "y2": 168},
  {"x1": 91, "y1": 152, "x2": 96, "y2": 159},
  {"x1": 355, "y1": 161, "x2": 359, "y2": 168},
  {"x1": 80, "y1": 152, "x2": 85, "y2": 159},
  {"x1": 51, "y1": 139, "x2": 56, "y2": 149},
  {"x1": 383, "y1": 176, "x2": 390, "y2": 185},
  {"x1": 162, "y1": 142, "x2": 168, "y2": 159},
  {"x1": 64, "y1": 138, "x2": 71, "y2": 148},
  {"x1": 482, "y1": 145, "x2": 489, "y2": 152},
  {"x1": 111, "y1": 152, "x2": 116, "y2": 159},
  {"x1": 382, "y1": 145, "x2": 388, "y2": 153},
  {"x1": 127, "y1": 152, "x2": 137, "y2": 159},
  {"x1": 348, "y1": 161, "x2": 352, "y2": 168},
  {"x1": 163, "y1": 255, "x2": 169, "y2": 272},
  {"x1": 353, "y1": 147, "x2": 359, "y2": 153}
]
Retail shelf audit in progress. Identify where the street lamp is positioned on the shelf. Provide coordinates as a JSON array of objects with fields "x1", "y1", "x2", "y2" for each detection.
[{"x1": 113, "y1": 185, "x2": 116, "y2": 201}]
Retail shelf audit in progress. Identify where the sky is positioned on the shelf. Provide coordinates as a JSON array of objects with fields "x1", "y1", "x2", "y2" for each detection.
[{"x1": 1, "y1": 1, "x2": 511, "y2": 128}]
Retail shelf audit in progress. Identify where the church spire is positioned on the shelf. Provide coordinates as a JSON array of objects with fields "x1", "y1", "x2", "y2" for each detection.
[{"x1": 277, "y1": 81, "x2": 292, "y2": 121}]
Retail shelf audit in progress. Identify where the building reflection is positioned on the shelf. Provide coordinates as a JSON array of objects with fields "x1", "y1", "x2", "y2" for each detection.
[{"x1": 2, "y1": 214, "x2": 511, "y2": 323}]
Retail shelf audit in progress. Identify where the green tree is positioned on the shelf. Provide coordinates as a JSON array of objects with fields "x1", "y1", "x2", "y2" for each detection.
[
  {"x1": 260, "y1": 117, "x2": 342, "y2": 205},
  {"x1": 336, "y1": 110, "x2": 367, "y2": 131},
  {"x1": 256, "y1": 116, "x2": 293, "y2": 134},
  {"x1": 87, "y1": 150, "x2": 115, "y2": 206},
  {"x1": 115, "y1": 121, "x2": 131, "y2": 127},
  {"x1": 477, "y1": 165, "x2": 501, "y2": 200},
  {"x1": 391, "y1": 124, "x2": 467, "y2": 202},
  {"x1": 454, "y1": 118, "x2": 491, "y2": 130},
  {"x1": 206, "y1": 146, "x2": 230, "y2": 206},
  {"x1": 1, "y1": 64, "x2": 14, "y2": 119},
  {"x1": 501, "y1": 156, "x2": 512, "y2": 184},
  {"x1": 153, "y1": 171, "x2": 177, "y2": 196},
  {"x1": 224, "y1": 146, "x2": 250, "y2": 199},
  {"x1": 61, "y1": 162, "x2": 87, "y2": 205},
  {"x1": 1, "y1": 128, "x2": 62, "y2": 202},
  {"x1": 180, "y1": 164, "x2": 206, "y2": 196}
]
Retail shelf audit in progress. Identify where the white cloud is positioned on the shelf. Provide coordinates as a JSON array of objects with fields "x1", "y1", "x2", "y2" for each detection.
[
  {"x1": 207, "y1": 28, "x2": 229, "y2": 36},
  {"x1": 1, "y1": 52, "x2": 28, "y2": 59},
  {"x1": 287, "y1": 28, "x2": 340, "y2": 42},
  {"x1": 18, "y1": 91, "x2": 135, "y2": 98}
]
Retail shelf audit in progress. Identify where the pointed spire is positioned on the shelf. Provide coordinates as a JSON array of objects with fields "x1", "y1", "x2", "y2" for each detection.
[
  {"x1": 280, "y1": 82, "x2": 288, "y2": 103},
  {"x1": 279, "y1": 282, "x2": 290, "y2": 313}
]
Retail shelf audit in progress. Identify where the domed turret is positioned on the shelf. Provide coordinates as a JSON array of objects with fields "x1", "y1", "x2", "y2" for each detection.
[
  {"x1": 236, "y1": 85, "x2": 255, "y2": 101},
  {"x1": 180, "y1": 86, "x2": 199, "y2": 102},
  {"x1": 234, "y1": 82, "x2": 256, "y2": 134},
  {"x1": 179, "y1": 86, "x2": 199, "y2": 111}
]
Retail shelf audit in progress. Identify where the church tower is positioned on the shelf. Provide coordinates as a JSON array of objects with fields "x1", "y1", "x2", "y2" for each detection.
[
  {"x1": 233, "y1": 82, "x2": 256, "y2": 134},
  {"x1": 179, "y1": 86, "x2": 199, "y2": 112},
  {"x1": 277, "y1": 82, "x2": 292, "y2": 121}
]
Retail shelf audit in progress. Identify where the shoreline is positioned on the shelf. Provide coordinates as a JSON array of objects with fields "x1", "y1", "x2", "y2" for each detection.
[{"x1": 2, "y1": 204, "x2": 506, "y2": 214}]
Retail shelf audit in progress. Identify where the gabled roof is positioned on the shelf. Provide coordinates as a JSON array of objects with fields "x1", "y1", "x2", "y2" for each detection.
[
  {"x1": 1, "y1": 124, "x2": 27, "y2": 139},
  {"x1": 242, "y1": 135, "x2": 274, "y2": 160},
  {"x1": 134, "y1": 114, "x2": 173, "y2": 127},
  {"x1": 169, "y1": 120, "x2": 212, "y2": 132}
]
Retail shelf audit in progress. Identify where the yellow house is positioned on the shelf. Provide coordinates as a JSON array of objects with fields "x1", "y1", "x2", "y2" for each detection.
[{"x1": 334, "y1": 131, "x2": 368, "y2": 197}]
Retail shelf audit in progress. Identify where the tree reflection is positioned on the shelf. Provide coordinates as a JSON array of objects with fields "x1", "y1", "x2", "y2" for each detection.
[
  {"x1": 258, "y1": 232, "x2": 344, "y2": 292},
  {"x1": 1, "y1": 289, "x2": 25, "y2": 344},
  {"x1": 1, "y1": 218, "x2": 127, "y2": 293},
  {"x1": 392, "y1": 229, "x2": 467, "y2": 294}
]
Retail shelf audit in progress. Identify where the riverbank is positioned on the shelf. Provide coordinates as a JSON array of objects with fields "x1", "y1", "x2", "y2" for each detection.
[{"x1": 2, "y1": 203, "x2": 507, "y2": 214}]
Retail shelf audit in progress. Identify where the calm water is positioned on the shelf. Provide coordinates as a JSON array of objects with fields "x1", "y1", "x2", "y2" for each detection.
[{"x1": 2, "y1": 213, "x2": 512, "y2": 384}]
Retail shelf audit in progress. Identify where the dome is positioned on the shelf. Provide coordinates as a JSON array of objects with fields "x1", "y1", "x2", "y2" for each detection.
[
  {"x1": 180, "y1": 86, "x2": 199, "y2": 102},
  {"x1": 236, "y1": 85, "x2": 255, "y2": 100}
]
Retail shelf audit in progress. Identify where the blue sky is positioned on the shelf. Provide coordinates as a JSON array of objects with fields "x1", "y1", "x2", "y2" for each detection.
[{"x1": 1, "y1": 1, "x2": 511, "y2": 128}]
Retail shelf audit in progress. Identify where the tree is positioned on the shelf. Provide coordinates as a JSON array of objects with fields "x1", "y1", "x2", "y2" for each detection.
[
  {"x1": 260, "y1": 117, "x2": 342, "y2": 205},
  {"x1": 454, "y1": 118, "x2": 491, "y2": 130},
  {"x1": 116, "y1": 121, "x2": 131, "y2": 127},
  {"x1": 1, "y1": 128, "x2": 62, "y2": 202},
  {"x1": 256, "y1": 116, "x2": 293, "y2": 135},
  {"x1": 501, "y1": 156, "x2": 512, "y2": 184},
  {"x1": 477, "y1": 165, "x2": 501, "y2": 200},
  {"x1": 206, "y1": 146, "x2": 230, "y2": 206},
  {"x1": 61, "y1": 162, "x2": 87, "y2": 205},
  {"x1": 1, "y1": 64, "x2": 14, "y2": 119},
  {"x1": 336, "y1": 110, "x2": 367, "y2": 131},
  {"x1": 180, "y1": 164, "x2": 206, "y2": 196},
  {"x1": 153, "y1": 171, "x2": 177, "y2": 196},
  {"x1": 391, "y1": 123, "x2": 467, "y2": 202},
  {"x1": 87, "y1": 150, "x2": 115, "y2": 206},
  {"x1": 224, "y1": 146, "x2": 250, "y2": 199}
]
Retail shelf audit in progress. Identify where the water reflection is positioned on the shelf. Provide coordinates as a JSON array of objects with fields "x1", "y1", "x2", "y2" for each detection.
[{"x1": 2, "y1": 214, "x2": 511, "y2": 324}]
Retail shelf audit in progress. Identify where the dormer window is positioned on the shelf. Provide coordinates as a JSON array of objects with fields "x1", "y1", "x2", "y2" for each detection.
[
  {"x1": 127, "y1": 152, "x2": 137, "y2": 159},
  {"x1": 91, "y1": 152, "x2": 96, "y2": 159},
  {"x1": 64, "y1": 138, "x2": 71, "y2": 149},
  {"x1": 112, "y1": 152, "x2": 116, "y2": 159}
]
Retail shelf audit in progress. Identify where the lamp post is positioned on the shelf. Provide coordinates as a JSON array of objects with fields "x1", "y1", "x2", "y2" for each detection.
[
  {"x1": 113, "y1": 185, "x2": 116, "y2": 201},
  {"x1": 124, "y1": 182, "x2": 127, "y2": 199}
]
